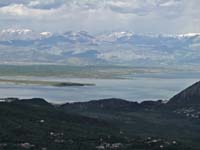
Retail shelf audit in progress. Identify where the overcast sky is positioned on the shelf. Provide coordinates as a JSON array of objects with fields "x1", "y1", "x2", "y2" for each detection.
[{"x1": 0, "y1": 0, "x2": 199, "y2": 34}]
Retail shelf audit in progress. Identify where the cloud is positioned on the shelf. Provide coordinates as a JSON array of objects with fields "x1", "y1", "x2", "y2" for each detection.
[
  {"x1": 28, "y1": 0, "x2": 65, "y2": 9},
  {"x1": 159, "y1": 0, "x2": 180, "y2": 7},
  {"x1": 106, "y1": 0, "x2": 155, "y2": 15},
  {"x1": 0, "y1": 4, "x2": 56, "y2": 16},
  {"x1": 0, "y1": 0, "x2": 184, "y2": 15},
  {"x1": 0, "y1": 0, "x2": 199, "y2": 34}
]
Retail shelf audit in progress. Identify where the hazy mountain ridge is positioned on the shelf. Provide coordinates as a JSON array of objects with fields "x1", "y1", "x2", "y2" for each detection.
[{"x1": 0, "y1": 29, "x2": 200, "y2": 66}]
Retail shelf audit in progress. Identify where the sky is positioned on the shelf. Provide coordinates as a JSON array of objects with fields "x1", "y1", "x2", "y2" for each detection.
[{"x1": 0, "y1": 0, "x2": 199, "y2": 34}]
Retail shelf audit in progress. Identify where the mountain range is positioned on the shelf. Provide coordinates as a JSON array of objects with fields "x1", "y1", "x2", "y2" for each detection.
[{"x1": 0, "y1": 28, "x2": 200, "y2": 66}]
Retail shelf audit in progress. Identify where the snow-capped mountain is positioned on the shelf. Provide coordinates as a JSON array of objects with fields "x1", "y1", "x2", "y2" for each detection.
[
  {"x1": 97, "y1": 32, "x2": 134, "y2": 42},
  {"x1": 0, "y1": 28, "x2": 54, "y2": 40},
  {"x1": 62, "y1": 31, "x2": 97, "y2": 44},
  {"x1": 1, "y1": 28, "x2": 199, "y2": 44},
  {"x1": 40, "y1": 32, "x2": 53, "y2": 38},
  {"x1": 177, "y1": 33, "x2": 200, "y2": 38},
  {"x1": 0, "y1": 28, "x2": 34, "y2": 40},
  {"x1": 0, "y1": 28, "x2": 200, "y2": 66}
]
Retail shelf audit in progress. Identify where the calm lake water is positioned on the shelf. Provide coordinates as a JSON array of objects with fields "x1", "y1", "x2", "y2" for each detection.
[
  {"x1": 0, "y1": 65, "x2": 199, "y2": 103},
  {"x1": 0, "y1": 77, "x2": 199, "y2": 103}
]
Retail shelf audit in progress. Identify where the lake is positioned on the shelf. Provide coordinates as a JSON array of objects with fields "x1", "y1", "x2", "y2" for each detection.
[{"x1": 0, "y1": 65, "x2": 199, "y2": 103}]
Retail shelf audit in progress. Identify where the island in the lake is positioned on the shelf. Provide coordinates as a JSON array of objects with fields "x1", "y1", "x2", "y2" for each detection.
[{"x1": 0, "y1": 78, "x2": 95, "y2": 87}]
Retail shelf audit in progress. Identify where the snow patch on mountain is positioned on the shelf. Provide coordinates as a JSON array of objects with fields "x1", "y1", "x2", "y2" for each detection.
[
  {"x1": 40, "y1": 32, "x2": 52, "y2": 37},
  {"x1": 98, "y1": 31, "x2": 134, "y2": 42}
]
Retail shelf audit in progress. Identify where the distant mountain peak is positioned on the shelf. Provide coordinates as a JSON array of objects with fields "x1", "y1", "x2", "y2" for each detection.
[
  {"x1": 98, "y1": 31, "x2": 134, "y2": 42},
  {"x1": 178, "y1": 33, "x2": 200, "y2": 38},
  {"x1": 1, "y1": 28, "x2": 33, "y2": 34},
  {"x1": 0, "y1": 28, "x2": 36, "y2": 40}
]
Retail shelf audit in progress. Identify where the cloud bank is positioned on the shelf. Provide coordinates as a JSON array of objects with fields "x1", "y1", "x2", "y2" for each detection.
[{"x1": 0, "y1": 0, "x2": 199, "y2": 34}]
